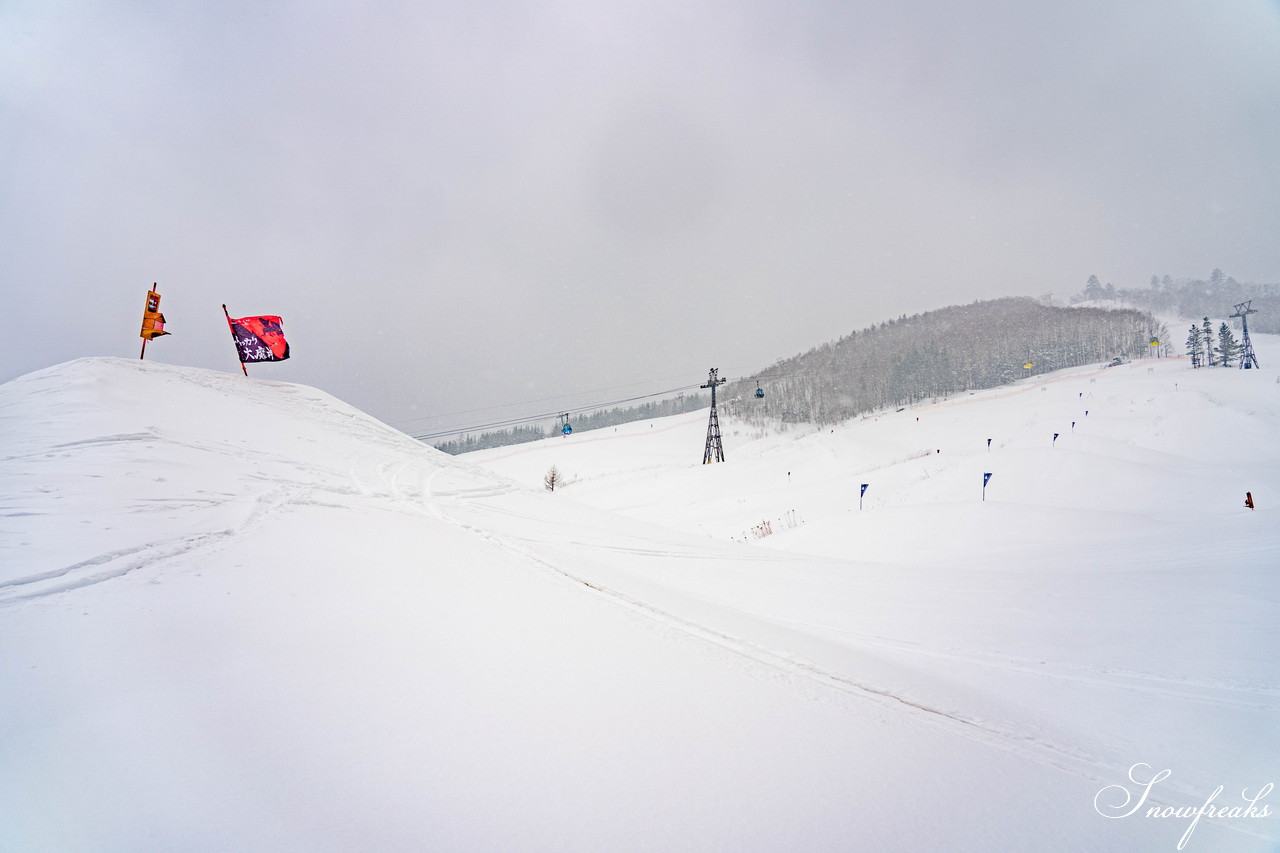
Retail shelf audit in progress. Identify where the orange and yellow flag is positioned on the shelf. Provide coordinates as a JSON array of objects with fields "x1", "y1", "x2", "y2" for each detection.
[{"x1": 140, "y1": 285, "x2": 169, "y2": 340}]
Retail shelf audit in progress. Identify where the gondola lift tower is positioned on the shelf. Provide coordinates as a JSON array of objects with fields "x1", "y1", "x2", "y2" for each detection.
[
  {"x1": 1231, "y1": 301, "x2": 1260, "y2": 369},
  {"x1": 701, "y1": 368, "x2": 726, "y2": 464}
]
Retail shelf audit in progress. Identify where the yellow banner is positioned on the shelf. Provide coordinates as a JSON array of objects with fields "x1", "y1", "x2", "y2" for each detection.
[{"x1": 140, "y1": 288, "x2": 170, "y2": 339}]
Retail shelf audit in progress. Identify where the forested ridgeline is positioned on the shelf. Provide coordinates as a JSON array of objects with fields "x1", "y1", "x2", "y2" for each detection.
[
  {"x1": 1069, "y1": 271, "x2": 1280, "y2": 333},
  {"x1": 433, "y1": 394, "x2": 708, "y2": 455},
  {"x1": 436, "y1": 298, "x2": 1163, "y2": 452},
  {"x1": 720, "y1": 298, "x2": 1165, "y2": 426}
]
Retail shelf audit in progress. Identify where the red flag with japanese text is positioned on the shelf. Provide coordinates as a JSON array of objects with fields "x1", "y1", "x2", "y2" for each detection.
[{"x1": 227, "y1": 315, "x2": 290, "y2": 363}]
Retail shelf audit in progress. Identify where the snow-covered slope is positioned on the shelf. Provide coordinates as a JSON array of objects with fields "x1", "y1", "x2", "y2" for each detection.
[{"x1": 3, "y1": 353, "x2": 1278, "y2": 852}]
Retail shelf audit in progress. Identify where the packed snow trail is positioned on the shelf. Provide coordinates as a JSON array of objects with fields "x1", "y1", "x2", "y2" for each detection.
[{"x1": 424, "y1": 469, "x2": 1279, "y2": 818}]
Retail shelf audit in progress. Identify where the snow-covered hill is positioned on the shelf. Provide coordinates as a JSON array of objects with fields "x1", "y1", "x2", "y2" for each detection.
[{"x1": 3, "y1": 351, "x2": 1278, "y2": 852}]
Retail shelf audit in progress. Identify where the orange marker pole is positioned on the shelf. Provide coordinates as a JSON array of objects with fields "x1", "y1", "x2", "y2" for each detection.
[{"x1": 139, "y1": 283, "x2": 158, "y2": 359}]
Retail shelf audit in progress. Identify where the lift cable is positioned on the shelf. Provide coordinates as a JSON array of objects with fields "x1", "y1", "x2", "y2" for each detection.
[
  {"x1": 387, "y1": 372, "x2": 701, "y2": 432},
  {"x1": 411, "y1": 381, "x2": 705, "y2": 443},
  {"x1": 405, "y1": 365, "x2": 866, "y2": 445}
]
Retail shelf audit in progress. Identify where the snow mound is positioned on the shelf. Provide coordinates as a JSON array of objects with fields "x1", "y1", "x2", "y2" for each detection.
[
  {"x1": 1, "y1": 357, "x2": 473, "y2": 595},
  {"x1": 3, "y1": 355, "x2": 1278, "y2": 852}
]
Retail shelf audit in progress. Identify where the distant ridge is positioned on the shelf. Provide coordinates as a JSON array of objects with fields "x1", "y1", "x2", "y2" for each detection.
[
  {"x1": 1069, "y1": 270, "x2": 1280, "y2": 332},
  {"x1": 433, "y1": 394, "x2": 706, "y2": 455},
  {"x1": 722, "y1": 297, "x2": 1166, "y2": 425},
  {"x1": 439, "y1": 297, "x2": 1166, "y2": 452}
]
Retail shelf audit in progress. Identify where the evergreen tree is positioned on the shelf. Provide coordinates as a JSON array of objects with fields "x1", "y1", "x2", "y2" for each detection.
[
  {"x1": 1085, "y1": 275, "x2": 1104, "y2": 300},
  {"x1": 1217, "y1": 322, "x2": 1239, "y2": 367},
  {"x1": 1185, "y1": 324, "x2": 1204, "y2": 368},
  {"x1": 1202, "y1": 318, "x2": 1216, "y2": 366}
]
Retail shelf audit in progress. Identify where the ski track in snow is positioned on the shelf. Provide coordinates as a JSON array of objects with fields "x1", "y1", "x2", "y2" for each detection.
[
  {"x1": 0, "y1": 482, "x2": 308, "y2": 605},
  {"x1": 418, "y1": 468, "x2": 1230, "y2": 806},
  {"x1": 0, "y1": 533, "x2": 235, "y2": 602},
  {"x1": 2, "y1": 439, "x2": 464, "y2": 605},
  {"x1": 756, "y1": 618, "x2": 1280, "y2": 707}
]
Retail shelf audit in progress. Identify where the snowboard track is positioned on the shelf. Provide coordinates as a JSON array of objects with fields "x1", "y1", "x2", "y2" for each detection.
[{"x1": 424, "y1": 469, "x2": 1275, "y2": 832}]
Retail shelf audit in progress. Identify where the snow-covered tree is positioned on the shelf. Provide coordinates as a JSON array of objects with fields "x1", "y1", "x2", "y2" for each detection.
[
  {"x1": 1185, "y1": 324, "x2": 1204, "y2": 368},
  {"x1": 1217, "y1": 323, "x2": 1239, "y2": 368},
  {"x1": 1202, "y1": 318, "x2": 1216, "y2": 366}
]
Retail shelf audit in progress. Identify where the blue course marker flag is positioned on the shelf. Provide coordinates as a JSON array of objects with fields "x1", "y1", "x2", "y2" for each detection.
[
  {"x1": 982, "y1": 472, "x2": 993, "y2": 501},
  {"x1": 1053, "y1": 432, "x2": 1059, "y2": 445},
  {"x1": 859, "y1": 483, "x2": 869, "y2": 510}
]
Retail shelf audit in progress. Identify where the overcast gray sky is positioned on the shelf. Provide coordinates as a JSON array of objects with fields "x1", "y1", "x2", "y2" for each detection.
[{"x1": 4, "y1": 0, "x2": 1279, "y2": 436}]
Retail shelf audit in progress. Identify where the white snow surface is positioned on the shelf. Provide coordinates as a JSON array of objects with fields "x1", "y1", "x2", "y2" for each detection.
[{"x1": 3, "y1": 345, "x2": 1278, "y2": 852}]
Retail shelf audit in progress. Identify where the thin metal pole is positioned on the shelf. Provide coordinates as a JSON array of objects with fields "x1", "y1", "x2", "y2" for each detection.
[{"x1": 222, "y1": 304, "x2": 248, "y2": 376}]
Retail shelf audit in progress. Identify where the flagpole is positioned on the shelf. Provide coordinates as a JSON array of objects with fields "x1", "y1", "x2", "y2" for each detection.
[
  {"x1": 140, "y1": 283, "x2": 157, "y2": 360},
  {"x1": 222, "y1": 304, "x2": 248, "y2": 376}
]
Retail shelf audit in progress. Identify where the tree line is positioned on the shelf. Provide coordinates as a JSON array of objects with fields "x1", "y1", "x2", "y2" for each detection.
[
  {"x1": 719, "y1": 298, "x2": 1165, "y2": 426},
  {"x1": 1070, "y1": 269, "x2": 1278, "y2": 334},
  {"x1": 1183, "y1": 317, "x2": 1243, "y2": 368},
  {"x1": 433, "y1": 393, "x2": 708, "y2": 455}
]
